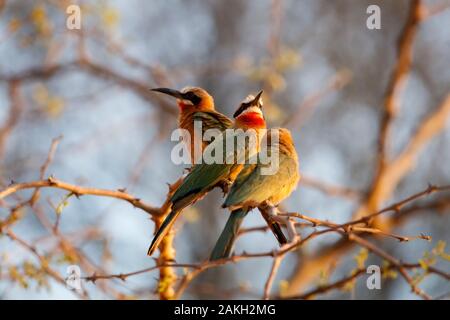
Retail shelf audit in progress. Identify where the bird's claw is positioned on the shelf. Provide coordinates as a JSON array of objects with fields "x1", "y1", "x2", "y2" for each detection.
[
  {"x1": 266, "y1": 205, "x2": 299, "y2": 242},
  {"x1": 219, "y1": 179, "x2": 232, "y2": 195},
  {"x1": 183, "y1": 166, "x2": 194, "y2": 174}
]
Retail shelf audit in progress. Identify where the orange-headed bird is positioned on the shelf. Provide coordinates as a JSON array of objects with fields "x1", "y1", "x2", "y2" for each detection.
[{"x1": 151, "y1": 87, "x2": 232, "y2": 163}]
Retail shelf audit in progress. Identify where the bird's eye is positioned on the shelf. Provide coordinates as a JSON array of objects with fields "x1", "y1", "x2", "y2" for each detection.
[{"x1": 185, "y1": 92, "x2": 201, "y2": 105}]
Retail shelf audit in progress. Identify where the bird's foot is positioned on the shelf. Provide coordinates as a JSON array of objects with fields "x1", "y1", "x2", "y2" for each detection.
[
  {"x1": 218, "y1": 179, "x2": 233, "y2": 195},
  {"x1": 266, "y1": 206, "x2": 299, "y2": 243},
  {"x1": 183, "y1": 166, "x2": 194, "y2": 174}
]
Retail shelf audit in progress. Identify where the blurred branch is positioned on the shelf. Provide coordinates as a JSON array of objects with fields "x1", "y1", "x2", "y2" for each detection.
[
  {"x1": 73, "y1": 184, "x2": 450, "y2": 299},
  {"x1": 0, "y1": 63, "x2": 77, "y2": 83},
  {"x1": 0, "y1": 58, "x2": 177, "y2": 116},
  {"x1": 358, "y1": 94, "x2": 450, "y2": 224},
  {"x1": 283, "y1": 69, "x2": 352, "y2": 129},
  {"x1": 286, "y1": 267, "x2": 366, "y2": 300},
  {"x1": 376, "y1": 0, "x2": 422, "y2": 170},
  {"x1": 4, "y1": 229, "x2": 88, "y2": 299},
  {"x1": 77, "y1": 58, "x2": 177, "y2": 115},
  {"x1": 263, "y1": 254, "x2": 283, "y2": 300},
  {"x1": 0, "y1": 80, "x2": 23, "y2": 160},
  {"x1": 284, "y1": 183, "x2": 450, "y2": 296},
  {"x1": 300, "y1": 175, "x2": 361, "y2": 200},
  {"x1": 346, "y1": 233, "x2": 430, "y2": 299},
  {"x1": 28, "y1": 136, "x2": 62, "y2": 207},
  {"x1": 421, "y1": 1, "x2": 450, "y2": 18},
  {"x1": 283, "y1": 262, "x2": 449, "y2": 300},
  {"x1": 284, "y1": 0, "x2": 450, "y2": 296},
  {"x1": 267, "y1": 0, "x2": 283, "y2": 59},
  {"x1": 0, "y1": 177, "x2": 161, "y2": 216},
  {"x1": 1, "y1": 137, "x2": 131, "y2": 299}
]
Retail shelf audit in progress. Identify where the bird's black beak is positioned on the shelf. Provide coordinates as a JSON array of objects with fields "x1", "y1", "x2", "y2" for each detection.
[
  {"x1": 150, "y1": 87, "x2": 184, "y2": 99},
  {"x1": 252, "y1": 90, "x2": 263, "y2": 108},
  {"x1": 233, "y1": 90, "x2": 264, "y2": 118}
]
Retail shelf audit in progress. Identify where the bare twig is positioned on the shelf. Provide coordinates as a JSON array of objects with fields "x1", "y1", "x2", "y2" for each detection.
[
  {"x1": 263, "y1": 255, "x2": 283, "y2": 299},
  {"x1": 0, "y1": 177, "x2": 161, "y2": 216}
]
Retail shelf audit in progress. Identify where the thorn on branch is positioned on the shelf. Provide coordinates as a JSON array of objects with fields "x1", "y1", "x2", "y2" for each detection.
[
  {"x1": 419, "y1": 233, "x2": 432, "y2": 241},
  {"x1": 69, "y1": 191, "x2": 81, "y2": 199},
  {"x1": 47, "y1": 175, "x2": 56, "y2": 185},
  {"x1": 427, "y1": 183, "x2": 437, "y2": 194},
  {"x1": 87, "y1": 273, "x2": 97, "y2": 283}
]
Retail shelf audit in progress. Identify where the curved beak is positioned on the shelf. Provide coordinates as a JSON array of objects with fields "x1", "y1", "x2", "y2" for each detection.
[{"x1": 150, "y1": 87, "x2": 183, "y2": 99}]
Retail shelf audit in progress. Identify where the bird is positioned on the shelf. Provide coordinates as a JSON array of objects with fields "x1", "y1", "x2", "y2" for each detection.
[
  {"x1": 209, "y1": 128, "x2": 300, "y2": 260},
  {"x1": 147, "y1": 91, "x2": 267, "y2": 256},
  {"x1": 151, "y1": 87, "x2": 233, "y2": 163}
]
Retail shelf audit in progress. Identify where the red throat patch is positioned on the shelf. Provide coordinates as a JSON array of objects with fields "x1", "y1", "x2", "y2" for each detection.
[{"x1": 236, "y1": 112, "x2": 266, "y2": 128}]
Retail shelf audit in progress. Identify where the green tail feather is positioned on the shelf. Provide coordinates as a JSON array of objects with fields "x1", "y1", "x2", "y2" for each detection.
[
  {"x1": 210, "y1": 209, "x2": 248, "y2": 261},
  {"x1": 147, "y1": 209, "x2": 181, "y2": 256}
]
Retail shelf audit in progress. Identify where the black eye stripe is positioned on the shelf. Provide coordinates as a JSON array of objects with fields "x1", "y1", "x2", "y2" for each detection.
[
  {"x1": 233, "y1": 102, "x2": 249, "y2": 118},
  {"x1": 183, "y1": 92, "x2": 201, "y2": 105}
]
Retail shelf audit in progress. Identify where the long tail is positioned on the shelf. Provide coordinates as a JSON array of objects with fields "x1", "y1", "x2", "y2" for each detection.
[
  {"x1": 262, "y1": 216, "x2": 288, "y2": 246},
  {"x1": 147, "y1": 209, "x2": 181, "y2": 256},
  {"x1": 210, "y1": 208, "x2": 248, "y2": 261}
]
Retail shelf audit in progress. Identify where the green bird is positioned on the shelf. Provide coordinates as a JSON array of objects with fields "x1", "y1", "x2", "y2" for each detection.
[
  {"x1": 148, "y1": 91, "x2": 267, "y2": 256},
  {"x1": 210, "y1": 128, "x2": 300, "y2": 260}
]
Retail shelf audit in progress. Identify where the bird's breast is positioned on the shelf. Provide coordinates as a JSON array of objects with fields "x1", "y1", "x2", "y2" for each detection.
[{"x1": 235, "y1": 112, "x2": 266, "y2": 129}]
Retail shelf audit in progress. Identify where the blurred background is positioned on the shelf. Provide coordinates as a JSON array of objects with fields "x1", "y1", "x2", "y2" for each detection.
[{"x1": 0, "y1": 0, "x2": 449, "y2": 299}]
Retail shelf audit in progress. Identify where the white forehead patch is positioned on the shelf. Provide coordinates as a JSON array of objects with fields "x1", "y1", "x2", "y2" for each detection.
[
  {"x1": 181, "y1": 86, "x2": 196, "y2": 93},
  {"x1": 242, "y1": 94, "x2": 255, "y2": 104},
  {"x1": 241, "y1": 94, "x2": 263, "y2": 106}
]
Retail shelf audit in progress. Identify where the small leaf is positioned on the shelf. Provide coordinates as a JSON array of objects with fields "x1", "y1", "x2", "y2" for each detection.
[
  {"x1": 278, "y1": 279, "x2": 289, "y2": 295},
  {"x1": 354, "y1": 248, "x2": 369, "y2": 269}
]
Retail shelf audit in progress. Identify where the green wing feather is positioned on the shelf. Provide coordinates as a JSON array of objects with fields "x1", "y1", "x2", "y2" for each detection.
[
  {"x1": 171, "y1": 129, "x2": 256, "y2": 207},
  {"x1": 149, "y1": 132, "x2": 239, "y2": 255},
  {"x1": 224, "y1": 152, "x2": 298, "y2": 208},
  {"x1": 171, "y1": 162, "x2": 233, "y2": 210},
  {"x1": 192, "y1": 111, "x2": 233, "y2": 133}
]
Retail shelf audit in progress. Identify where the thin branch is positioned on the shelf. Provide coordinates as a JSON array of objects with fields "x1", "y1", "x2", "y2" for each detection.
[
  {"x1": 376, "y1": 0, "x2": 422, "y2": 169},
  {"x1": 0, "y1": 80, "x2": 23, "y2": 160},
  {"x1": 0, "y1": 177, "x2": 161, "y2": 216},
  {"x1": 300, "y1": 176, "x2": 361, "y2": 200},
  {"x1": 284, "y1": 70, "x2": 352, "y2": 128},
  {"x1": 347, "y1": 233, "x2": 430, "y2": 300},
  {"x1": 263, "y1": 255, "x2": 282, "y2": 299}
]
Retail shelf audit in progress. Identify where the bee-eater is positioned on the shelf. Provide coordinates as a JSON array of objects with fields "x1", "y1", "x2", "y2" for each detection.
[
  {"x1": 210, "y1": 128, "x2": 300, "y2": 260},
  {"x1": 148, "y1": 91, "x2": 267, "y2": 256},
  {"x1": 151, "y1": 87, "x2": 233, "y2": 163}
]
